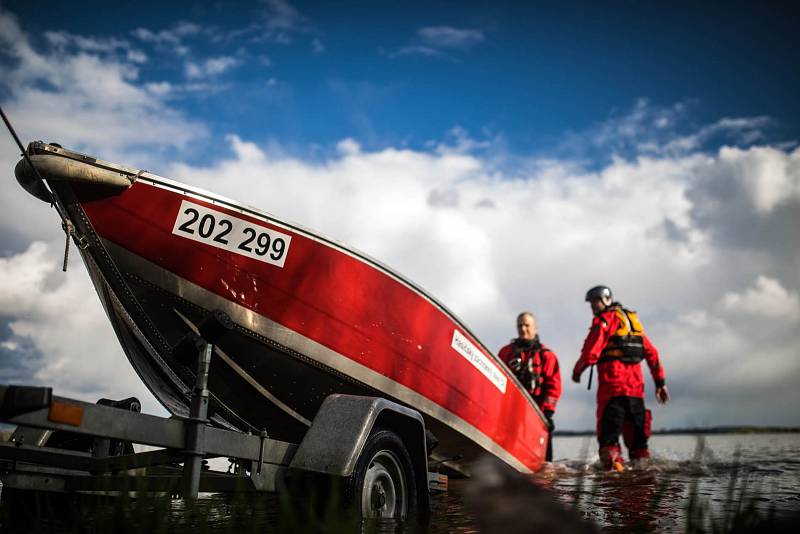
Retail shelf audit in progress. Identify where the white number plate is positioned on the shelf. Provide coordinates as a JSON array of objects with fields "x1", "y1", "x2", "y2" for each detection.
[{"x1": 172, "y1": 200, "x2": 292, "y2": 268}]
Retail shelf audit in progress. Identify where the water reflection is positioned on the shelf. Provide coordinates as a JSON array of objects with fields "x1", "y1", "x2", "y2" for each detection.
[{"x1": 566, "y1": 468, "x2": 685, "y2": 532}]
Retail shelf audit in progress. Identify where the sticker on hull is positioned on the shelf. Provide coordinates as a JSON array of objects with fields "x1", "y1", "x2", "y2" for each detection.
[
  {"x1": 451, "y1": 329, "x2": 507, "y2": 393},
  {"x1": 172, "y1": 200, "x2": 292, "y2": 267}
]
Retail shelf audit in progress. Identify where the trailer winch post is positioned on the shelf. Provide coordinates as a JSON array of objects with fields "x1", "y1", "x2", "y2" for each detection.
[{"x1": 182, "y1": 341, "x2": 213, "y2": 499}]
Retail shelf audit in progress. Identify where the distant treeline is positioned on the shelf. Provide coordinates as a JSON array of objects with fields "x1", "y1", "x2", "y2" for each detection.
[{"x1": 554, "y1": 426, "x2": 800, "y2": 436}]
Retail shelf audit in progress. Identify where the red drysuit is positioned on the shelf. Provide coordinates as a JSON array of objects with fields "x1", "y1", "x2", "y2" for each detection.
[
  {"x1": 573, "y1": 305, "x2": 665, "y2": 463},
  {"x1": 498, "y1": 339, "x2": 562, "y2": 413}
]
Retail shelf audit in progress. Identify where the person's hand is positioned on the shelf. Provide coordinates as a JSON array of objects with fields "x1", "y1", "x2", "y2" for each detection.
[
  {"x1": 571, "y1": 371, "x2": 581, "y2": 384},
  {"x1": 656, "y1": 385, "x2": 670, "y2": 404}
]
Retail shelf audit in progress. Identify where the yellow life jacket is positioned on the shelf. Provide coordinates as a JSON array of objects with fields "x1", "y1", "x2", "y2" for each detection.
[{"x1": 600, "y1": 305, "x2": 645, "y2": 364}]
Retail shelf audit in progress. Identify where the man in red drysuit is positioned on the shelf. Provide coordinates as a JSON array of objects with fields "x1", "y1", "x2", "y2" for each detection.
[
  {"x1": 499, "y1": 311, "x2": 562, "y2": 462},
  {"x1": 572, "y1": 286, "x2": 670, "y2": 469}
]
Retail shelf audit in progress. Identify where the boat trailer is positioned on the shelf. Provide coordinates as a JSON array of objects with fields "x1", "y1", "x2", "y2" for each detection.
[{"x1": 0, "y1": 324, "x2": 440, "y2": 518}]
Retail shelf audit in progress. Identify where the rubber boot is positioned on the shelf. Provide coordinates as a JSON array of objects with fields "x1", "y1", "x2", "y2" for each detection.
[
  {"x1": 630, "y1": 448, "x2": 650, "y2": 462},
  {"x1": 599, "y1": 445, "x2": 624, "y2": 472}
]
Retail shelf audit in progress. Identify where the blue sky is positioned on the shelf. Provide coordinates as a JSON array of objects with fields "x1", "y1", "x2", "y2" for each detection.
[
  {"x1": 4, "y1": 0, "x2": 798, "y2": 161},
  {"x1": 1, "y1": 1, "x2": 799, "y2": 432}
]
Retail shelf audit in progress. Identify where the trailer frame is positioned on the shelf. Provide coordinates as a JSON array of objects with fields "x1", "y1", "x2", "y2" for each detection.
[{"x1": 0, "y1": 336, "x2": 435, "y2": 516}]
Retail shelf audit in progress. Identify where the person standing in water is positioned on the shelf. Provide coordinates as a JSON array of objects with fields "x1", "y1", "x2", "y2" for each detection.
[
  {"x1": 499, "y1": 312, "x2": 562, "y2": 462},
  {"x1": 572, "y1": 286, "x2": 669, "y2": 470}
]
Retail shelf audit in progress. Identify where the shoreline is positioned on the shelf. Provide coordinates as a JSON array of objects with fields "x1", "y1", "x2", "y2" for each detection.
[{"x1": 554, "y1": 426, "x2": 800, "y2": 436}]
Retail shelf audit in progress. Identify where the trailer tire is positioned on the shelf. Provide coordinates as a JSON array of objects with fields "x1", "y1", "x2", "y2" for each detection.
[{"x1": 347, "y1": 428, "x2": 417, "y2": 520}]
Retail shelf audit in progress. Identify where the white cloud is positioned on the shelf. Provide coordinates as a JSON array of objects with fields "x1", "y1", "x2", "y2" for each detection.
[
  {"x1": 0, "y1": 242, "x2": 162, "y2": 414},
  {"x1": 390, "y1": 45, "x2": 443, "y2": 59},
  {"x1": 262, "y1": 0, "x2": 309, "y2": 34},
  {"x1": 193, "y1": 1, "x2": 314, "y2": 47},
  {"x1": 0, "y1": 8, "x2": 206, "y2": 158},
  {"x1": 44, "y1": 30, "x2": 137, "y2": 57},
  {"x1": 132, "y1": 21, "x2": 202, "y2": 47},
  {"x1": 145, "y1": 81, "x2": 173, "y2": 96},
  {"x1": 126, "y1": 49, "x2": 148, "y2": 64},
  {"x1": 569, "y1": 99, "x2": 777, "y2": 161},
  {"x1": 663, "y1": 116, "x2": 773, "y2": 155},
  {"x1": 261, "y1": 0, "x2": 308, "y2": 32},
  {"x1": 336, "y1": 137, "x2": 361, "y2": 155},
  {"x1": 131, "y1": 22, "x2": 228, "y2": 66},
  {"x1": 716, "y1": 145, "x2": 800, "y2": 214},
  {"x1": 234, "y1": 0, "x2": 313, "y2": 44},
  {"x1": 721, "y1": 276, "x2": 800, "y2": 320},
  {"x1": 418, "y1": 26, "x2": 485, "y2": 49},
  {"x1": 390, "y1": 25, "x2": 485, "y2": 59},
  {"x1": 435, "y1": 126, "x2": 493, "y2": 155},
  {"x1": 185, "y1": 56, "x2": 240, "y2": 79},
  {"x1": 650, "y1": 298, "x2": 800, "y2": 428}
]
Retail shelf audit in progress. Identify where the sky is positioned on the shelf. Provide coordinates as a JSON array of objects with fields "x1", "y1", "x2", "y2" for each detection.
[{"x1": 0, "y1": 1, "x2": 798, "y2": 432}]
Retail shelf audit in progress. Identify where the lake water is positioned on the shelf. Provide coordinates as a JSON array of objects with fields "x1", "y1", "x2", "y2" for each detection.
[
  {"x1": 3, "y1": 433, "x2": 798, "y2": 533},
  {"x1": 427, "y1": 433, "x2": 800, "y2": 533},
  {"x1": 488, "y1": 433, "x2": 800, "y2": 533}
]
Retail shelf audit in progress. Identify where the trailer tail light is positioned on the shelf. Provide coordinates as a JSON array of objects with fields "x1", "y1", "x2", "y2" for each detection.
[{"x1": 49, "y1": 401, "x2": 83, "y2": 426}]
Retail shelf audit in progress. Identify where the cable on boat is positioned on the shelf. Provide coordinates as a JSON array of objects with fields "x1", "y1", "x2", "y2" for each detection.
[{"x1": 0, "y1": 105, "x2": 80, "y2": 272}]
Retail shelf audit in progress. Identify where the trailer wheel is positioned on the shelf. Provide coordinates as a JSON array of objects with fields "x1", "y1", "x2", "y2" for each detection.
[{"x1": 350, "y1": 429, "x2": 417, "y2": 520}]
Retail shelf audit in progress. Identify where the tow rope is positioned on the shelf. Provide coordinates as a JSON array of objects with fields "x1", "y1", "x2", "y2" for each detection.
[
  {"x1": 1, "y1": 105, "x2": 78, "y2": 272},
  {"x1": 61, "y1": 220, "x2": 75, "y2": 272}
]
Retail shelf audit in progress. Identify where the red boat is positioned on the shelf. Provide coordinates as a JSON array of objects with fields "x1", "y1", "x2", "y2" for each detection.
[{"x1": 16, "y1": 141, "x2": 549, "y2": 475}]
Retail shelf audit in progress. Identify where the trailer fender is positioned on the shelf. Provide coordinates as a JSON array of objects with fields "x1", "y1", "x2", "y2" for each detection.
[{"x1": 289, "y1": 394, "x2": 428, "y2": 481}]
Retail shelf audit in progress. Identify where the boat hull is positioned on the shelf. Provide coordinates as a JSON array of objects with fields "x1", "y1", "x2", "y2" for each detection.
[{"x1": 24, "y1": 144, "x2": 548, "y2": 474}]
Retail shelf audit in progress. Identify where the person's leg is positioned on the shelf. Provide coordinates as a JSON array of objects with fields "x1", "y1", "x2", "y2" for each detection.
[
  {"x1": 540, "y1": 404, "x2": 555, "y2": 462},
  {"x1": 627, "y1": 397, "x2": 650, "y2": 461},
  {"x1": 621, "y1": 397, "x2": 637, "y2": 451},
  {"x1": 598, "y1": 397, "x2": 626, "y2": 468}
]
